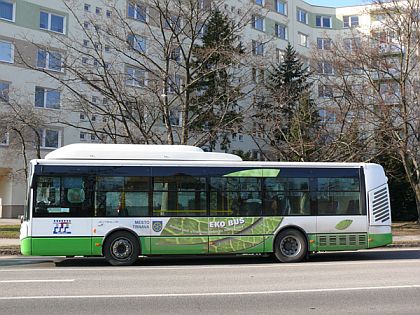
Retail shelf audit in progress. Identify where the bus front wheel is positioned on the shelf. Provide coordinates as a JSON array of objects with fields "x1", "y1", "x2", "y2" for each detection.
[
  {"x1": 274, "y1": 229, "x2": 307, "y2": 263},
  {"x1": 104, "y1": 231, "x2": 140, "y2": 266}
]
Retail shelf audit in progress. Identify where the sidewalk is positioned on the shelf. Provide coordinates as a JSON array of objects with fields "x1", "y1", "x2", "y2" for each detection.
[{"x1": 0, "y1": 219, "x2": 20, "y2": 225}]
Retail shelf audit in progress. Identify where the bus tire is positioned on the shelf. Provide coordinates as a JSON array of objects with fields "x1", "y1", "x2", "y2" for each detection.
[
  {"x1": 104, "y1": 231, "x2": 140, "y2": 266},
  {"x1": 274, "y1": 229, "x2": 307, "y2": 263}
]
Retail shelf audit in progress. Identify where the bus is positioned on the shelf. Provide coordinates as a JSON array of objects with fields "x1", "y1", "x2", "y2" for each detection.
[{"x1": 20, "y1": 144, "x2": 392, "y2": 265}]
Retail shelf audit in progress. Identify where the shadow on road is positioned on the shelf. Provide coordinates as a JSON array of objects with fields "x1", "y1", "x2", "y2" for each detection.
[
  {"x1": 1, "y1": 248, "x2": 418, "y2": 268},
  {"x1": 52, "y1": 248, "x2": 420, "y2": 267}
]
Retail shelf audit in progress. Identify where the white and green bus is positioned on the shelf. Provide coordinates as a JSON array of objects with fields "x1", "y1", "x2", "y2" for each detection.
[{"x1": 20, "y1": 144, "x2": 392, "y2": 265}]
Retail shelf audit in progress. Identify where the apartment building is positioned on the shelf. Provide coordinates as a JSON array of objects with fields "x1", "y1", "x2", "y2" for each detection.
[{"x1": 0, "y1": 0, "x2": 378, "y2": 217}]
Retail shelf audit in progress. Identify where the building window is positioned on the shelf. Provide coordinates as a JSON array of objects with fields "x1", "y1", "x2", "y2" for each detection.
[
  {"x1": 318, "y1": 84, "x2": 333, "y2": 98},
  {"x1": 37, "y1": 49, "x2": 62, "y2": 72},
  {"x1": 0, "y1": 81, "x2": 9, "y2": 102},
  {"x1": 0, "y1": 40, "x2": 13, "y2": 63},
  {"x1": 40, "y1": 11, "x2": 66, "y2": 34},
  {"x1": 170, "y1": 46, "x2": 181, "y2": 62},
  {"x1": 343, "y1": 38, "x2": 361, "y2": 52},
  {"x1": 316, "y1": 15, "x2": 332, "y2": 28},
  {"x1": 0, "y1": 132, "x2": 9, "y2": 146},
  {"x1": 169, "y1": 109, "x2": 182, "y2": 127},
  {"x1": 317, "y1": 38, "x2": 331, "y2": 50},
  {"x1": 252, "y1": 68, "x2": 265, "y2": 84},
  {"x1": 275, "y1": 0, "x2": 287, "y2": 15},
  {"x1": 275, "y1": 24, "x2": 287, "y2": 40},
  {"x1": 252, "y1": 40, "x2": 264, "y2": 56},
  {"x1": 84, "y1": 4, "x2": 90, "y2": 11},
  {"x1": 343, "y1": 15, "x2": 359, "y2": 28},
  {"x1": 252, "y1": 15, "x2": 264, "y2": 31},
  {"x1": 37, "y1": 128, "x2": 61, "y2": 149},
  {"x1": 126, "y1": 66, "x2": 146, "y2": 87},
  {"x1": 106, "y1": 10, "x2": 112, "y2": 18},
  {"x1": 297, "y1": 8, "x2": 308, "y2": 24},
  {"x1": 298, "y1": 32, "x2": 308, "y2": 47},
  {"x1": 35, "y1": 87, "x2": 61, "y2": 109},
  {"x1": 168, "y1": 74, "x2": 182, "y2": 94},
  {"x1": 128, "y1": 35, "x2": 147, "y2": 52},
  {"x1": 0, "y1": 0, "x2": 15, "y2": 22},
  {"x1": 276, "y1": 49, "x2": 285, "y2": 63},
  {"x1": 96, "y1": 7, "x2": 101, "y2": 15},
  {"x1": 319, "y1": 109, "x2": 336, "y2": 123},
  {"x1": 127, "y1": 2, "x2": 147, "y2": 22},
  {"x1": 317, "y1": 62, "x2": 333, "y2": 75},
  {"x1": 255, "y1": 0, "x2": 264, "y2": 6},
  {"x1": 164, "y1": 15, "x2": 182, "y2": 31}
]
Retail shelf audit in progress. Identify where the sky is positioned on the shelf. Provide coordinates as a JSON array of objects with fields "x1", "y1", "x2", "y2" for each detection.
[{"x1": 306, "y1": 0, "x2": 371, "y2": 7}]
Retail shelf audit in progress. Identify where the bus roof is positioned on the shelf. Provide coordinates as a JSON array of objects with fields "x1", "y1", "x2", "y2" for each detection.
[{"x1": 44, "y1": 143, "x2": 242, "y2": 162}]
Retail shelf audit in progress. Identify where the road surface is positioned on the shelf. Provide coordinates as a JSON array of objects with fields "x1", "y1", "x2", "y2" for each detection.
[{"x1": 0, "y1": 248, "x2": 419, "y2": 314}]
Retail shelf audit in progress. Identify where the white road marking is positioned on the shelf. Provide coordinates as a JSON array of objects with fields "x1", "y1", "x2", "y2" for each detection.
[
  {"x1": 0, "y1": 258, "x2": 419, "y2": 273},
  {"x1": 0, "y1": 285, "x2": 419, "y2": 300},
  {"x1": 0, "y1": 279, "x2": 75, "y2": 283}
]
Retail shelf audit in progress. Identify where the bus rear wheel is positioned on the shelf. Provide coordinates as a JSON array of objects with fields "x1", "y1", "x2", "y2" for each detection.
[
  {"x1": 274, "y1": 229, "x2": 307, "y2": 263},
  {"x1": 104, "y1": 231, "x2": 140, "y2": 266}
]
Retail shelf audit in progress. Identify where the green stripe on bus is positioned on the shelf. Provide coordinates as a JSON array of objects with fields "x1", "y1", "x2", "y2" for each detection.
[
  {"x1": 20, "y1": 237, "x2": 32, "y2": 256},
  {"x1": 368, "y1": 233, "x2": 392, "y2": 248},
  {"x1": 223, "y1": 169, "x2": 280, "y2": 177},
  {"x1": 209, "y1": 236, "x2": 265, "y2": 253},
  {"x1": 150, "y1": 236, "x2": 208, "y2": 254},
  {"x1": 31, "y1": 237, "x2": 92, "y2": 256}
]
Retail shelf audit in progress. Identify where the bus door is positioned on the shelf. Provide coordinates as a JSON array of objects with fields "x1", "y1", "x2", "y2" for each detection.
[
  {"x1": 149, "y1": 172, "x2": 209, "y2": 255},
  {"x1": 208, "y1": 173, "x2": 266, "y2": 254}
]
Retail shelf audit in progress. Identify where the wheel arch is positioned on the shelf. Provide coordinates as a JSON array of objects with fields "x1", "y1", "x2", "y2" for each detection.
[{"x1": 102, "y1": 228, "x2": 141, "y2": 256}]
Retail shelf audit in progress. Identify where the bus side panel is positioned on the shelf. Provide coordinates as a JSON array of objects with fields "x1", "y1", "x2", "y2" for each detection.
[
  {"x1": 368, "y1": 225, "x2": 392, "y2": 248},
  {"x1": 150, "y1": 236, "x2": 208, "y2": 254},
  {"x1": 31, "y1": 218, "x2": 92, "y2": 256},
  {"x1": 32, "y1": 237, "x2": 92, "y2": 256},
  {"x1": 150, "y1": 217, "x2": 209, "y2": 254},
  {"x1": 315, "y1": 216, "x2": 368, "y2": 251},
  {"x1": 209, "y1": 236, "x2": 265, "y2": 253}
]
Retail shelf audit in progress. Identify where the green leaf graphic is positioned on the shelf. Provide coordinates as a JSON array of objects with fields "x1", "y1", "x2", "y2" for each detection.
[{"x1": 335, "y1": 219, "x2": 353, "y2": 230}]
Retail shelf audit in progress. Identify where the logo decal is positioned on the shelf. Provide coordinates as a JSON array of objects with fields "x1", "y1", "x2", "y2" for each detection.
[
  {"x1": 53, "y1": 219, "x2": 72, "y2": 234},
  {"x1": 152, "y1": 221, "x2": 163, "y2": 233}
]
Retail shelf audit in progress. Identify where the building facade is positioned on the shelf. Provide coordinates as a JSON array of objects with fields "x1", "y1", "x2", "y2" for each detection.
[{"x1": 0, "y1": 0, "x2": 378, "y2": 217}]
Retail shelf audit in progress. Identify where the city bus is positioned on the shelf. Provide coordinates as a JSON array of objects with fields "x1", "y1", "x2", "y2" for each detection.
[{"x1": 20, "y1": 144, "x2": 392, "y2": 265}]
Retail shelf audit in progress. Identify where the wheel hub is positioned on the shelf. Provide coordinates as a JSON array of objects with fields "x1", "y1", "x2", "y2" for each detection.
[
  {"x1": 112, "y1": 239, "x2": 132, "y2": 260},
  {"x1": 280, "y1": 236, "x2": 301, "y2": 257}
]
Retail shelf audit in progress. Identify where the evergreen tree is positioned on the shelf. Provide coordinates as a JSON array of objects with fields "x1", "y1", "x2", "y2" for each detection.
[
  {"x1": 191, "y1": 10, "x2": 243, "y2": 150},
  {"x1": 260, "y1": 42, "x2": 321, "y2": 161},
  {"x1": 267, "y1": 42, "x2": 312, "y2": 123}
]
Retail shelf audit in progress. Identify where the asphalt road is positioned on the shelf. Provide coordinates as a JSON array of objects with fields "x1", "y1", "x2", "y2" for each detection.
[{"x1": 0, "y1": 248, "x2": 419, "y2": 315}]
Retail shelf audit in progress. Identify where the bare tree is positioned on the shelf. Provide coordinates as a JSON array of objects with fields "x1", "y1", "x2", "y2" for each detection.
[
  {"x1": 311, "y1": 0, "x2": 420, "y2": 222},
  {"x1": 17, "y1": 0, "x2": 253, "y2": 147},
  {"x1": 0, "y1": 88, "x2": 49, "y2": 180}
]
